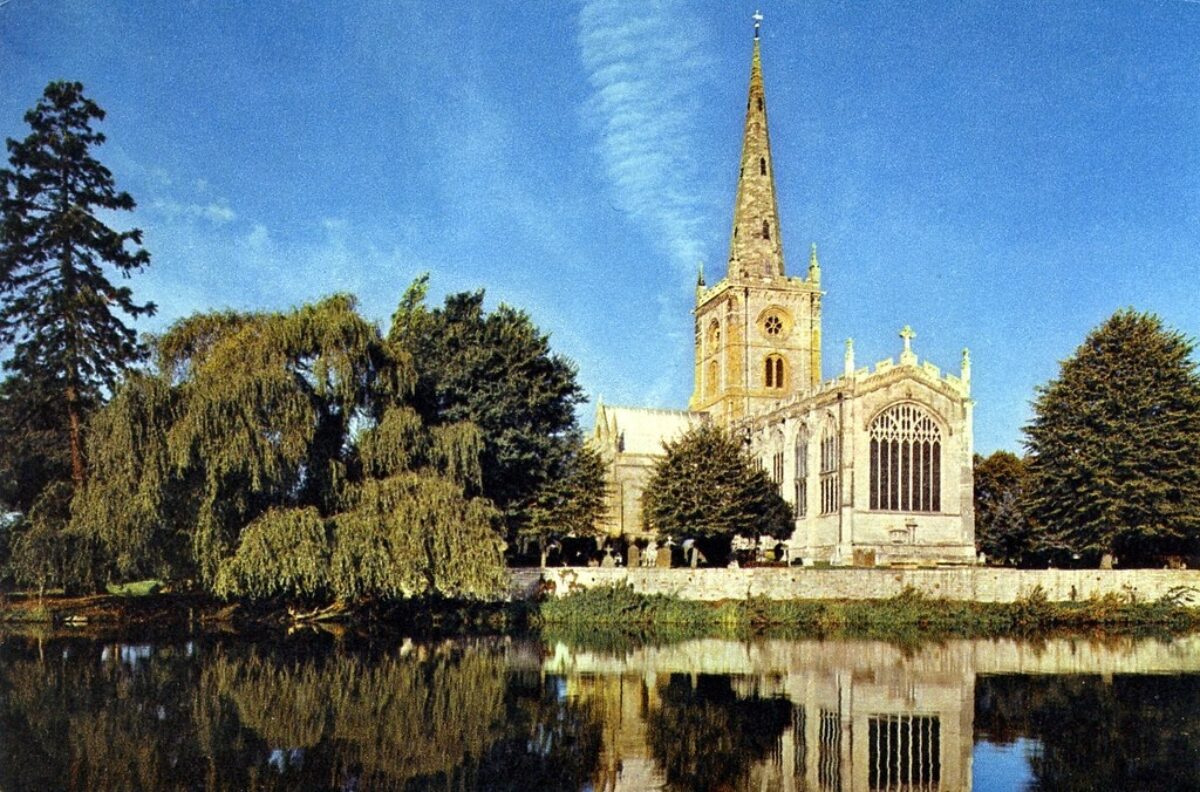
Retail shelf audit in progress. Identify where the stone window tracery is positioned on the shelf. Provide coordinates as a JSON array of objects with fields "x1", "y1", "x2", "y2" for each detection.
[
  {"x1": 764, "y1": 314, "x2": 782, "y2": 335},
  {"x1": 794, "y1": 426, "x2": 808, "y2": 518},
  {"x1": 770, "y1": 429, "x2": 784, "y2": 497},
  {"x1": 820, "y1": 423, "x2": 839, "y2": 514},
  {"x1": 869, "y1": 403, "x2": 941, "y2": 512}
]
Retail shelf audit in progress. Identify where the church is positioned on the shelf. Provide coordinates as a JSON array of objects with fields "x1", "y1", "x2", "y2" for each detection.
[{"x1": 592, "y1": 22, "x2": 976, "y2": 567}]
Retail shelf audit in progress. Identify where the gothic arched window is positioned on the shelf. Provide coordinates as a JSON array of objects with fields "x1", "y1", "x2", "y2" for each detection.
[
  {"x1": 770, "y1": 429, "x2": 784, "y2": 496},
  {"x1": 762, "y1": 220, "x2": 770, "y2": 240},
  {"x1": 794, "y1": 426, "x2": 809, "y2": 517},
  {"x1": 869, "y1": 403, "x2": 942, "y2": 512},
  {"x1": 764, "y1": 355, "x2": 784, "y2": 389},
  {"x1": 707, "y1": 360, "x2": 719, "y2": 397},
  {"x1": 760, "y1": 157, "x2": 767, "y2": 175},
  {"x1": 820, "y1": 423, "x2": 840, "y2": 514}
]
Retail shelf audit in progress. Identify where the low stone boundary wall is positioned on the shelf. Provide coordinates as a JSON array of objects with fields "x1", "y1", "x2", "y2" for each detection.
[{"x1": 509, "y1": 566, "x2": 1200, "y2": 604}]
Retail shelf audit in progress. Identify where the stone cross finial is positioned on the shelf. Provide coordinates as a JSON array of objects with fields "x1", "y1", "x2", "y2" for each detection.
[
  {"x1": 753, "y1": 10, "x2": 763, "y2": 37},
  {"x1": 899, "y1": 325, "x2": 917, "y2": 364}
]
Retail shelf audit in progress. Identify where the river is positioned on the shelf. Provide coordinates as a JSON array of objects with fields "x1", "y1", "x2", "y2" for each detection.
[{"x1": 1, "y1": 629, "x2": 1197, "y2": 790}]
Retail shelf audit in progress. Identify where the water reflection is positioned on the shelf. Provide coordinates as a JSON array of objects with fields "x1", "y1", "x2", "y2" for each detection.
[{"x1": 0, "y1": 633, "x2": 1198, "y2": 791}]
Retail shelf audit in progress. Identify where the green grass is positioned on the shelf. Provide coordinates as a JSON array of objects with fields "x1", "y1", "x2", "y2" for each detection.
[
  {"x1": 105, "y1": 579, "x2": 165, "y2": 597},
  {"x1": 534, "y1": 583, "x2": 1200, "y2": 643}
]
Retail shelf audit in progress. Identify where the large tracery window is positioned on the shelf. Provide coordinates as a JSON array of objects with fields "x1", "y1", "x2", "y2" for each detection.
[
  {"x1": 820, "y1": 425, "x2": 839, "y2": 515},
  {"x1": 869, "y1": 403, "x2": 942, "y2": 512},
  {"x1": 794, "y1": 427, "x2": 808, "y2": 517}
]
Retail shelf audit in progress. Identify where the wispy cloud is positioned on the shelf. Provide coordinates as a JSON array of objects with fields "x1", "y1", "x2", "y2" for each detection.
[
  {"x1": 150, "y1": 198, "x2": 236, "y2": 224},
  {"x1": 577, "y1": 0, "x2": 714, "y2": 275}
]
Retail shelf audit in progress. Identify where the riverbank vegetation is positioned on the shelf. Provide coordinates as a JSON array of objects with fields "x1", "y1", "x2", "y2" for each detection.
[
  {"x1": 6, "y1": 582, "x2": 1200, "y2": 649},
  {"x1": 534, "y1": 584, "x2": 1200, "y2": 645}
]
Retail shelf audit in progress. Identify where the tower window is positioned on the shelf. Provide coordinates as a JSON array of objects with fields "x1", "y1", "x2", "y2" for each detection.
[
  {"x1": 765, "y1": 355, "x2": 784, "y2": 389},
  {"x1": 760, "y1": 157, "x2": 767, "y2": 175},
  {"x1": 762, "y1": 220, "x2": 770, "y2": 240},
  {"x1": 764, "y1": 314, "x2": 782, "y2": 335},
  {"x1": 757, "y1": 97, "x2": 764, "y2": 112},
  {"x1": 869, "y1": 403, "x2": 942, "y2": 512}
]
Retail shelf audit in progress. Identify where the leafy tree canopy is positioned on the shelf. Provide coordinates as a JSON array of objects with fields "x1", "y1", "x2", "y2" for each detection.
[
  {"x1": 974, "y1": 451, "x2": 1039, "y2": 567},
  {"x1": 0, "y1": 373, "x2": 71, "y2": 514},
  {"x1": 72, "y1": 295, "x2": 506, "y2": 600},
  {"x1": 642, "y1": 423, "x2": 792, "y2": 561},
  {"x1": 1024, "y1": 309, "x2": 1200, "y2": 566},
  {"x1": 0, "y1": 81, "x2": 154, "y2": 488},
  {"x1": 388, "y1": 275, "x2": 588, "y2": 537}
]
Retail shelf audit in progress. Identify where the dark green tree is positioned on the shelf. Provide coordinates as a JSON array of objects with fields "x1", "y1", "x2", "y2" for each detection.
[
  {"x1": 519, "y1": 440, "x2": 608, "y2": 565},
  {"x1": 388, "y1": 275, "x2": 588, "y2": 539},
  {"x1": 642, "y1": 423, "x2": 792, "y2": 563},
  {"x1": 974, "y1": 451, "x2": 1038, "y2": 566},
  {"x1": 1024, "y1": 309, "x2": 1200, "y2": 566},
  {"x1": 0, "y1": 373, "x2": 71, "y2": 514},
  {"x1": 0, "y1": 81, "x2": 154, "y2": 489}
]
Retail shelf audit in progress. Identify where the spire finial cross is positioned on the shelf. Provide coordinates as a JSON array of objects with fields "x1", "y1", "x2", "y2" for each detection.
[{"x1": 753, "y1": 10, "x2": 763, "y2": 38}]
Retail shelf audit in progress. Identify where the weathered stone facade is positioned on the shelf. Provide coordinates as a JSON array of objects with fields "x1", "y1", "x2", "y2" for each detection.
[{"x1": 592, "y1": 27, "x2": 975, "y2": 565}]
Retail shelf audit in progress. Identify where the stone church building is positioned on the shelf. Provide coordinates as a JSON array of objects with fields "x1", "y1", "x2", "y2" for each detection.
[{"x1": 593, "y1": 24, "x2": 976, "y2": 566}]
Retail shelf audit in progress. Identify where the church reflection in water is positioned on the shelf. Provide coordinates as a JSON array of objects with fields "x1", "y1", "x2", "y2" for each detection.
[
  {"x1": 567, "y1": 662, "x2": 968, "y2": 791},
  {"x1": 2, "y1": 632, "x2": 1199, "y2": 790},
  {"x1": 548, "y1": 636, "x2": 1200, "y2": 792}
]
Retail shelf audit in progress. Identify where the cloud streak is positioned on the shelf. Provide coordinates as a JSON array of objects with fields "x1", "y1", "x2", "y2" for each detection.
[{"x1": 577, "y1": 0, "x2": 714, "y2": 275}]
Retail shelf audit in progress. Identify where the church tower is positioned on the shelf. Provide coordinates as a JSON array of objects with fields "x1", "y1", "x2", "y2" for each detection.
[{"x1": 690, "y1": 18, "x2": 823, "y2": 423}]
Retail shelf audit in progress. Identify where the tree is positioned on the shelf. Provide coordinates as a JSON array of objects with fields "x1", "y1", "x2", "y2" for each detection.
[
  {"x1": 0, "y1": 373, "x2": 71, "y2": 515},
  {"x1": 73, "y1": 295, "x2": 507, "y2": 600},
  {"x1": 388, "y1": 275, "x2": 587, "y2": 538},
  {"x1": 519, "y1": 440, "x2": 608, "y2": 564},
  {"x1": 974, "y1": 451, "x2": 1039, "y2": 566},
  {"x1": 641, "y1": 423, "x2": 792, "y2": 563},
  {"x1": 1024, "y1": 309, "x2": 1200, "y2": 566},
  {"x1": 0, "y1": 81, "x2": 154, "y2": 490}
]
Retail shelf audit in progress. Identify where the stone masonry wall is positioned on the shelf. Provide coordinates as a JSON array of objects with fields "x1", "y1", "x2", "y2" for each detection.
[{"x1": 510, "y1": 566, "x2": 1200, "y2": 604}]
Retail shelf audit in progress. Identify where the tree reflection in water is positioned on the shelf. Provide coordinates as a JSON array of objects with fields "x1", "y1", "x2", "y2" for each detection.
[
  {"x1": 976, "y1": 674, "x2": 1200, "y2": 792},
  {"x1": 5, "y1": 634, "x2": 1200, "y2": 791},
  {"x1": 648, "y1": 674, "x2": 792, "y2": 792},
  {"x1": 0, "y1": 636, "x2": 602, "y2": 791}
]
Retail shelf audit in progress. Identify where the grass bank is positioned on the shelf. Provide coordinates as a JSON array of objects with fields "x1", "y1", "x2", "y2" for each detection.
[{"x1": 534, "y1": 583, "x2": 1200, "y2": 644}]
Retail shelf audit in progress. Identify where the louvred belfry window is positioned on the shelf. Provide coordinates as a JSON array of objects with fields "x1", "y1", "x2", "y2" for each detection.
[{"x1": 869, "y1": 403, "x2": 942, "y2": 512}]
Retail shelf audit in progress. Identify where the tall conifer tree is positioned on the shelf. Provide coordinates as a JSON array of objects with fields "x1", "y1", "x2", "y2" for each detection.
[
  {"x1": 0, "y1": 81, "x2": 154, "y2": 488},
  {"x1": 1024, "y1": 309, "x2": 1200, "y2": 565}
]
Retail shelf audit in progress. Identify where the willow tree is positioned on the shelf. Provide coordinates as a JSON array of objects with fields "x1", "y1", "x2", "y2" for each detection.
[{"x1": 73, "y1": 294, "x2": 507, "y2": 600}]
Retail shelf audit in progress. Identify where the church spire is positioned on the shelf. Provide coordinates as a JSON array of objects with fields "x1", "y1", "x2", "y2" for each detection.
[{"x1": 728, "y1": 14, "x2": 785, "y2": 279}]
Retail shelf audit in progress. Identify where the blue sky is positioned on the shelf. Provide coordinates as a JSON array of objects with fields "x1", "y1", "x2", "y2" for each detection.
[{"x1": 2, "y1": 1, "x2": 1198, "y2": 455}]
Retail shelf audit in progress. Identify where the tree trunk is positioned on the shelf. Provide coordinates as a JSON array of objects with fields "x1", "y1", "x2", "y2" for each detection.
[{"x1": 66, "y1": 385, "x2": 85, "y2": 487}]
